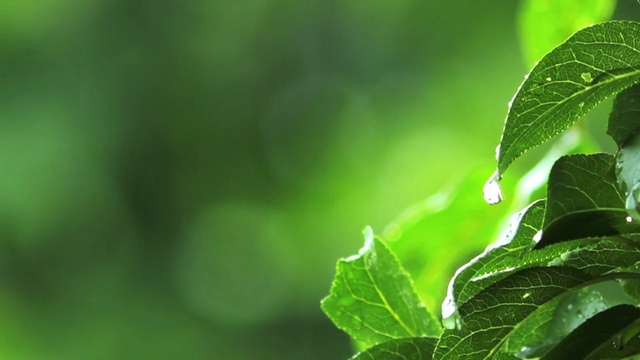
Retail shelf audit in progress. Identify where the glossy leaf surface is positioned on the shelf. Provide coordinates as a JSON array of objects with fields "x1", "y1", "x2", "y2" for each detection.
[
  {"x1": 434, "y1": 267, "x2": 593, "y2": 359},
  {"x1": 498, "y1": 21, "x2": 640, "y2": 177},
  {"x1": 541, "y1": 305, "x2": 640, "y2": 360},
  {"x1": 537, "y1": 154, "x2": 640, "y2": 248}
]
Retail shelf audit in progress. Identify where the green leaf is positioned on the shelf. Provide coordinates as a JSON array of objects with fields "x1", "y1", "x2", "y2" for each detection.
[
  {"x1": 536, "y1": 154, "x2": 640, "y2": 248},
  {"x1": 497, "y1": 21, "x2": 640, "y2": 177},
  {"x1": 608, "y1": 83, "x2": 640, "y2": 145},
  {"x1": 502, "y1": 288, "x2": 609, "y2": 358},
  {"x1": 617, "y1": 129, "x2": 640, "y2": 222},
  {"x1": 474, "y1": 237, "x2": 640, "y2": 286},
  {"x1": 541, "y1": 305, "x2": 640, "y2": 360},
  {"x1": 518, "y1": 0, "x2": 616, "y2": 68},
  {"x1": 321, "y1": 227, "x2": 441, "y2": 349},
  {"x1": 434, "y1": 267, "x2": 594, "y2": 360},
  {"x1": 441, "y1": 200, "x2": 545, "y2": 325},
  {"x1": 350, "y1": 337, "x2": 438, "y2": 360}
]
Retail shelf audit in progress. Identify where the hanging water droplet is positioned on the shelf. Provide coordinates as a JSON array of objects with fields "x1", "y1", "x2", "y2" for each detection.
[
  {"x1": 484, "y1": 170, "x2": 503, "y2": 205},
  {"x1": 533, "y1": 230, "x2": 542, "y2": 243},
  {"x1": 581, "y1": 72, "x2": 593, "y2": 83},
  {"x1": 441, "y1": 295, "x2": 462, "y2": 330}
]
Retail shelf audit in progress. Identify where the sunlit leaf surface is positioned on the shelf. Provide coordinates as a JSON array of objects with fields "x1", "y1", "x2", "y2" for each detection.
[
  {"x1": 498, "y1": 21, "x2": 640, "y2": 177},
  {"x1": 321, "y1": 228, "x2": 441, "y2": 349}
]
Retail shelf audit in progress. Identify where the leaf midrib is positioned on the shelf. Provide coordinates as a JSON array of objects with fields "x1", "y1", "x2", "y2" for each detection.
[{"x1": 501, "y1": 65, "x2": 640, "y2": 173}]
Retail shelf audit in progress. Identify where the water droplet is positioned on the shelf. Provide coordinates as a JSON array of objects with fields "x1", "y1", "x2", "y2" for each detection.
[
  {"x1": 578, "y1": 102, "x2": 585, "y2": 108},
  {"x1": 545, "y1": 77, "x2": 552, "y2": 82},
  {"x1": 494, "y1": 144, "x2": 501, "y2": 161},
  {"x1": 533, "y1": 230, "x2": 543, "y2": 243},
  {"x1": 627, "y1": 216, "x2": 634, "y2": 223},
  {"x1": 581, "y1": 72, "x2": 593, "y2": 83},
  {"x1": 441, "y1": 295, "x2": 462, "y2": 330},
  {"x1": 484, "y1": 171, "x2": 503, "y2": 205}
]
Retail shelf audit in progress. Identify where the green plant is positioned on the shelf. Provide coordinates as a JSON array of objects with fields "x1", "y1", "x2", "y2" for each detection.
[{"x1": 321, "y1": 3, "x2": 640, "y2": 360}]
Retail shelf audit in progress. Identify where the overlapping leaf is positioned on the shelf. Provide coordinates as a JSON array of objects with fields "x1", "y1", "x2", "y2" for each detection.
[
  {"x1": 608, "y1": 83, "x2": 640, "y2": 145},
  {"x1": 350, "y1": 337, "x2": 438, "y2": 360},
  {"x1": 321, "y1": 228, "x2": 441, "y2": 349},
  {"x1": 442, "y1": 200, "x2": 545, "y2": 319},
  {"x1": 444, "y1": 238, "x2": 640, "y2": 355},
  {"x1": 502, "y1": 289, "x2": 609, "y2": 358},
  {"x1": 537, "y1": 154, "x2": 640, "y2": 248},
  {"x1": 611, "y1": 85, "x2": 640, "y2": 224},
  {"x1": 497, "y1": 21, "x2": 640, "y2": 177},
  {"x1": 541, "y1": 305, "x2": 640, "y2": 359},
  {"x1": 434, "y1": 267, "x2": 594, "y2": 360}
]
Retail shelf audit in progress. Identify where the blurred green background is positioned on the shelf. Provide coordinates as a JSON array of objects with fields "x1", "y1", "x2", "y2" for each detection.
[{"x1": 1, "y1": 0, "x2": 638, "y2": 359}]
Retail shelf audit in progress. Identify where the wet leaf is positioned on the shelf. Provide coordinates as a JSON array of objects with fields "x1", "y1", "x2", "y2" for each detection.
[
  {"x1": 350, "y1": 337, "x2": 437, "y2": 360},
  {"x1": 608, "y1": 83, "x2": 640, "y2": 145},
  {"x1": 541, "y1": 305, "x2": 640, "y2": 360},
  {"x1": 536, "y1": 154, "x2": 640, "y2": 248},
  {"x1": 502, "y1": 289, "x2": 609, "y2": 358},
  {"x1": 497, "y1": 21, "x2": 640, "y2": 177},
  {"x1": 434, "y1": 267, "x2": 593, "y2": 360},
  {"x1": 321, "y1": 227, "x2": 441, "y2": 349},
  {"x1": 617, "y1": 130, "x2": 640, "y2": 222},
  {"x1": 441, "y1": 200, "x2": 545, "y2": 324}
]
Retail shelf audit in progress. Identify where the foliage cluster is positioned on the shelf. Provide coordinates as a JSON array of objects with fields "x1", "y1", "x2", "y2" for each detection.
[{"x1": 322, "y1": 2, "x2": 640, "y2": 359}]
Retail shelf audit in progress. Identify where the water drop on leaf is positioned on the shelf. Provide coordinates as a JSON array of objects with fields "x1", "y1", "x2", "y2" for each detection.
[
  {"x1": 483, "y1": 171, "x2": 503, "y2": 205},
  {"x1": 441, "y1": 296, "x2": 462, "y2": 330}
]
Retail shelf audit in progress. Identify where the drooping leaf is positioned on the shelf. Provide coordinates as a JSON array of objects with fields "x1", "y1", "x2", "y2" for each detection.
[
  {"x1": 536, "y1": 154, "x2": 640, "y2": 249},
  {"x1": 541, "y1": 305, "x2": 640, "y2": 360},
  {"x1": 434, "y1": 267, "x2": 594, "y2": 360},
  {"x1": 349, "y1": 337, "x2": 438, "y2": 360},
  {"x1": 321, "y1": 227, "x2": 441, "y2": 349},
  {"x1": 608, "y1": 83, "x2": 640, "y2": 145},
  {"x1": 497, "y1": 21, "x2": 640, "y2": 177},
  {"x1": 518, "y1": 0, "x2": 616, "y2": 68},
  {"x1": 441, "y1": 200, "x2": 545, "y2": 326}
]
